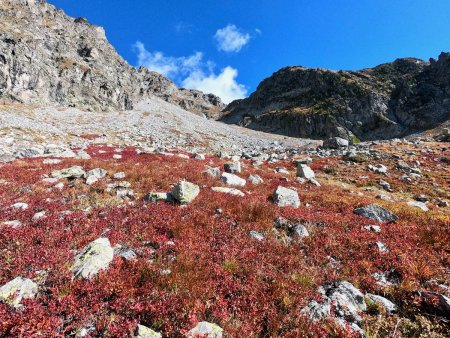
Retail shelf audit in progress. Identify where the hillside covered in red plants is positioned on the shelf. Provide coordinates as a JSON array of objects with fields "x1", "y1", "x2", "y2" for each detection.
[{"x1": 0, "y1": 140, "x2": 448, "y2": 337}]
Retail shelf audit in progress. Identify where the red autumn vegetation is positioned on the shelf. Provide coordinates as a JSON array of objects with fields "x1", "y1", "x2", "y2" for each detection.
[{"x1": 0, "y1": 143, "x2": 448, "y2": 337}]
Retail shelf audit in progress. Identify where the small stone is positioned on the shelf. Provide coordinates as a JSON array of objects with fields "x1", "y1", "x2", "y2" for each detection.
[
  {"x1": 134, "y1": 324, "x2": 162, "y2": 338},
  {"x1": 375, "y1": 241, "x2": 388, "y2": 252},
  {"x1": 273, "y1": 186, "x2": 300, "y2": 208},
  {"x1": 224, "y1": 162, "x2": 241, "y2": 174},
  {"x1": 113, "y1": 154, "x2": 122, "y2": 159},
  {"x1": 76, "y1": 150, "x2": 91, "y2": 160},
  {"x1": 204, "y1": 167, "x2": 221, "y2": 178},
  {"x1": 43, "y1": 159, "x2": 62, "y2": 165},
  {"x1": 11, "y1": 202, "x2": 29, "y2": 210},
  {"x1": 248, "y1": 174, "x2": 263, "y2": 185},
  {"x1": 32, "y1": 211, "x2": 46, "y2": 222},
  {"x1": 171, "y1": 181, "x2": 200, "y2": 204},
  {"x1": 249, "y1": 230, "x2": 264, "y2": 241},
  {"x1": 2, "y1": 220, "x2": 22, "y2": 228},
  {"x1": 187, "y1": 322, "x2": 223, "y2": 338},
  {"x1": 407, "y1": 201, "x2": 429, "y2": 212},
  {"x1": 0, "y1": 277, "x2": 38, "y2": 307},
  {"x1": 366, "y1": 294, "x2": 397, "y2": 314},
  {"x1": 194, "y1": 153, "x2": 205, "y2": 160},
  {"x1": 211, "y1": 187, "x2": 245, "y2": 197},
  {"x1": 144, "y1": 192, "x2": 174, "y2": 202},
  {"x1": 114, "y1": 245, "x2": 137, "y2": 261},
  {"x1": 113, "y1": 172, "x2": 126, "y2": 179},
  {"x1": 362, "y1": 225, "x2": 381, "y2": 233}
]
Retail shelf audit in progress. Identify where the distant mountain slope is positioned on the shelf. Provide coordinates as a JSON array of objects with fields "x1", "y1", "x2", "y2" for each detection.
[
  {"x1": 221, "y1": 53, "x2": 450, "y2": 140},
  {"x1": 0, "y1": 0, "x2": 224, "y2": 114}
]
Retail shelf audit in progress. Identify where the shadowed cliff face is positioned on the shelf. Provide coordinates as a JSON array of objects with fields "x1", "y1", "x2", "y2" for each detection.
[
  {"x1": 221, "y1": 54, "x2": 450, "y2": 141},
  {"x1": 0, "y1": 0, "x2": 224, "y2": 114}
]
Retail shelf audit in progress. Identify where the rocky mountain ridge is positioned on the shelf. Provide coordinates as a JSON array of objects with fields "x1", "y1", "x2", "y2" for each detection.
[
  {"x1": 221, "y1": 53, "x2": 450, "y2": 141},
  {"x1": 0, "y1": 0, "x2": 224, "y2": 114}
]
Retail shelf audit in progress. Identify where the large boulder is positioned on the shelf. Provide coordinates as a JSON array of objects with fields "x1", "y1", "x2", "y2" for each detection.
[
  {"x1": 273, "y1": 186, "x2": 300, "y2": 208},
  {"x1": 323, "y1": 137, "x2": 349, "y2": 149},
  {"x1": 220, "y1": 172, "x2": 246, "y2": 187},
  {"x1": 0, "y1": 277, "x2": 38, "y2": 307},
  {"x1": 72, "y1": 238, "x2": 114, "y2": 279},
  {"x1": 353, "y1": 204, "x2": 398, "y2": 223},
  {"x1": 171, "y1": 181, "x2": 200, "y2": 204},
  {"x1": 296, "y1": 164, "x2": 315, "y2": 179}
]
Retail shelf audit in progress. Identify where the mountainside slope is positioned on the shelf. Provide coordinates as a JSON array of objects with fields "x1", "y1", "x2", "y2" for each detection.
[
  {"x1": 0, "y1": 0, "x2": 224, "y2": 114},
  {"x1": 221, "y1": 53, "x2": 450, "y2": 140}
]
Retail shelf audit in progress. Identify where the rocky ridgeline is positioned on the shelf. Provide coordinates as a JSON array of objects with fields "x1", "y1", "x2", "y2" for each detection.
[
  {"x1": 0, "y1": 0, "x2": 224, "y2": 114},
  {"x1": 222, "y1": 53, "x2": 450, "y2": 141}
]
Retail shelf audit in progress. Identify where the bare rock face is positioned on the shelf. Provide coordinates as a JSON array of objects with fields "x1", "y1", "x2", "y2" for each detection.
[
  {"x1": 221, "y1": 53, "x2": 450, "y2": 140},
  {"x1": 0, "y1": 0, "x2": 223, "y2": 114}
]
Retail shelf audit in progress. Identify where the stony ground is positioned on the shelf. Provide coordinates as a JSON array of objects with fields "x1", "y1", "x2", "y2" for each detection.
[{"x1": 0, "y1": 104, "x2": 449, "y2": 337}]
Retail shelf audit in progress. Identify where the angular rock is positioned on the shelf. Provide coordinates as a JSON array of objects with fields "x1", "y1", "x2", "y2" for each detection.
[
  {"x1": 52, "y1": 166, "x2": 86, "y2": 179},
  {"x1": 407, "y1": 201, "x2": 429, "y2": 212},
  {"x1": 323, "y1": 137, "x2": 349, "y2": 149},
  {"x1": 220, "y1": 172, "x2": 246, "y2": 187},
  {"x1": 248, "y1": 174, "x2": 263, "y2": 185},
  {"x1": 366, "y1": 294, "x2": 397, "y2": 314},
  {"x1": 134, "y1": 324, "x2": 162, "y2": 338},
  {"x1": 11, "y1": 202, "x2": 29, "y2": 210},
  {"x1": 204, "y1": 167, "x2": 221, "y2": 178},
  {"x1": 113, "y1": 172, "x2": 126, "y2": 179},
  {"x1": 144, "y1": 192, "x2": 174, "y2": 203},
  {"x1": 249, "y1": 230, "x2": 264, "y2": 241},
  {"x1": 224, "y1": 161, "x2": 242, "y2": 174},
  {"x1": 211, "y1": 187, "x2": 245, "y2": 197},
  {"x1": 114, "y1": 245, "x2": 137, "y2": 261},
  {"x1": 301, "y1": 299, "x2": 332, "y2": 321},
  {"x1": 353, "y1": 204, "x2": 398, "y2": 223},
  {"x1": 72, "y1": 238, "x2": 114, "y2": 279},
  {"x1": 187, "y1": 322, "x2": 223, "y2": 338},
  {"x1": 325, "y1": 281, "x2": 367, "y2": 322},
  {"x1": 296, "y1": 164, "x2": 315, "y2": 179},
  {"x1": 171, "y1": 181, "x2": 200, "y2": 204},
  {"x1": 0, "y1": 277, "x2": 38, "y2": 307},
  {"x1": 273, "y1": 186, "x2": 300, "y2": 208}
]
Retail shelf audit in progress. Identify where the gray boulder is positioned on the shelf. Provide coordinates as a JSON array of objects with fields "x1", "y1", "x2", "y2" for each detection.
[
  {"x1": 220, "y1": 172, "x2": 246, "y2": 187},
  {"x1": 366, "y1": 294, "x2": 397, "y2": 314},
  {"x1": 273, "y1": 186, "x2": 300, "y2": 208},
  {"x1": 171, "y1": 181, "x2": 200, "y2": 204},
  {"x1": 296, "y1": 164, "x2": 315, "y2": 179},
  {"x1": 134, "y1": 324, "x2": 162, "y2": 338},
  {"x1": 323, "y1": 137, "x2": 349, "y2": 149},
  {"x1": 224, "y1": 161, "x2": 242, "y2": 174},
  {"x1": 52, "y1": 166, "x2": 86, "y2": 179},
  {"x1": 72, "y1": 238, "x2": 114, "y2": 279},
  {"x1": 187, "y1": 322, "x2": 223, "y2": 338},
  {"x1": 0, "y1": 277, "x2": 38, "y2": 307},
  {"x1": 353, "y1": 204, "x2": 398, "y2": 223}
]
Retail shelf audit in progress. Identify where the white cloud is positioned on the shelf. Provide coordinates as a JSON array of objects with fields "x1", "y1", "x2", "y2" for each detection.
[
  {"x1": 214, "y1": 24, "x2": 250, "y2": 53},
  {"x1": 134, "y1": 42, "x2": 247, "y2": 104},
  {"x1": 134, "y1": 41, "x2": 202, "y2": 77},
  {"x1": 182, "y1": 67, "x2": 247, "y2": 104}
]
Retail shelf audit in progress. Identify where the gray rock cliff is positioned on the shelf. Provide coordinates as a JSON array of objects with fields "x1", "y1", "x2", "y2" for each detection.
[{"x1": 0, "y1": 0, "x2": 224, "y2": 114}]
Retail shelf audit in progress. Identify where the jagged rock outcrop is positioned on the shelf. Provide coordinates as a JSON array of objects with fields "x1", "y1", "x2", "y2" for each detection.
[
  {"x1": 221, "y1": 53, "x2": 450, "y2": 140},
  {"x1": 0, "y1": 0, "x2": 224, "y2": 114}
]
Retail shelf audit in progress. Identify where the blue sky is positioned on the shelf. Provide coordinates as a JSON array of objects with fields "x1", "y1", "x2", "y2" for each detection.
[{"x1": 49, "y1": 0, "x2": 450, "y2": 103}]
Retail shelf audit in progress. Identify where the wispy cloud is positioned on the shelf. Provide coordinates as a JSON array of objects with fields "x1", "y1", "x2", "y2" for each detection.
[
  {"x1": 134, "y1": 42, "x2": 247, "y2": 104},
  {"x1": 174, "y1": 21, "x2": 194, "y2": 34},
  {"x1": 214, "y1": 24, "x2": 250, "y2": 53}
]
